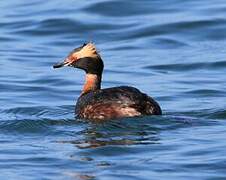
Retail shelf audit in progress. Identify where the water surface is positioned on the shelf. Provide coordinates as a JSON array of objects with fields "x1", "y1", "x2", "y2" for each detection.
[{"x1": 1, "y1": 0, "x2": 226, "y2": 179}]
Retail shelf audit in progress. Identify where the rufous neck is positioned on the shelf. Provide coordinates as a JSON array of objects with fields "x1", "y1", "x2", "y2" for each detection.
[{"x1": 82, "y1": 73, "x2": 101, "y2": 95}]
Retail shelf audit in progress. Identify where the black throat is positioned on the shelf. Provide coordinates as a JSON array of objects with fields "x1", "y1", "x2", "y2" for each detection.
[{"x1": 74, "y1": 57, "x2": 104, "y2": 76}]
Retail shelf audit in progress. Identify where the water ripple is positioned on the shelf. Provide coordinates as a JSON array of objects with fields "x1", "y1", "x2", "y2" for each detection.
[
  {"x1": 144, "y1": 60, "x2": 226, "y2": 72},
  {"x1": 1, "y1": 0, "x2": 226, "y2": 179}
]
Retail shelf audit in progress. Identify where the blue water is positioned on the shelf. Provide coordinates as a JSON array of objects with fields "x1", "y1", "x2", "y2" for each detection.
[{"x1": 1, "y1": 0, "x2": 226, "y2": 179}]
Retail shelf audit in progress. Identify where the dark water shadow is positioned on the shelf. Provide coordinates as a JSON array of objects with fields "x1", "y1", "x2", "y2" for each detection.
[{"x1": 56, "y1": 113, "x2": 220, "y2": 150}]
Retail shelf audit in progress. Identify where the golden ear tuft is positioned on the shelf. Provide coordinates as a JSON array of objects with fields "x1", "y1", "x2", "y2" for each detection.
[{"x1": 78, "y1": 42, "x2": 98, "y2": 58}]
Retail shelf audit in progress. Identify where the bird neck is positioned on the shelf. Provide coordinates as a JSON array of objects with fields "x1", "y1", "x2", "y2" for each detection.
[{"x1": 82, "y1": 73, "x2": 102, "y2": 95}]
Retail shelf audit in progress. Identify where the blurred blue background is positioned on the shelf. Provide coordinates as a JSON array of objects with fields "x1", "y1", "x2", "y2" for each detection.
[{"x1": 0, "y1": 0, "x2": 226, "y2": 179}]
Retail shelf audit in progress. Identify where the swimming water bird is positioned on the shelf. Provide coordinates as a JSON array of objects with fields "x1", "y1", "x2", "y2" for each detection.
[{"x1": 53, "y1": 43, "x2": 162, "y2": 120}]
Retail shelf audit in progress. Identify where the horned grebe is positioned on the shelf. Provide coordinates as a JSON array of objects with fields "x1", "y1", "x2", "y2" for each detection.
[{"x1": 53, "y1": 43, "x2": 162, "y2": 120}]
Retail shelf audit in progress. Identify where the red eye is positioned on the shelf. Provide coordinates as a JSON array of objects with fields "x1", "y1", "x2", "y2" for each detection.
[{"x1": 67, "y1": 55, "x2": 77, "y2": 63}]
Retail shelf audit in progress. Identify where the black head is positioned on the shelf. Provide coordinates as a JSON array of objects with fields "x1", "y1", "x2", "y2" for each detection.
[{"x1": 53, "y1": 43, "x2": 104, "y2": 75}]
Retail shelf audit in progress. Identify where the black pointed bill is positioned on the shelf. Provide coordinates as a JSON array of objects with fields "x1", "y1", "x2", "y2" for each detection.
[{"x1": 53, "y1": 61, "x2": 71, "y2": 69}]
